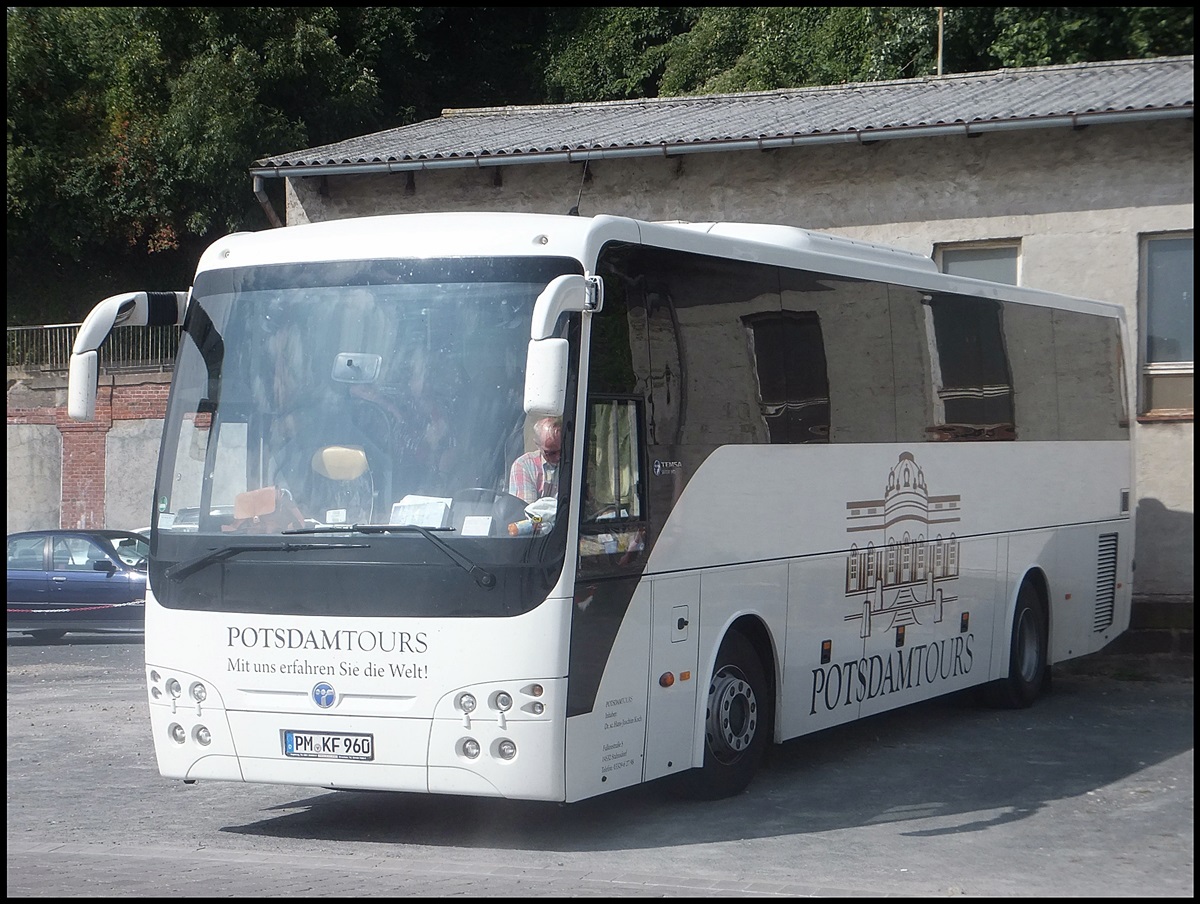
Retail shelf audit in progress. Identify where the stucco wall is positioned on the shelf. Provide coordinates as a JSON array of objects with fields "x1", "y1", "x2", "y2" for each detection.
[
  {"x1": 6, "y1": 422, "x2": 62, "y2": 533},
  {"x1": 106, "y1": 418, "x2": 166, "y2": 532},
  {"x1": 1134, "y1": 421, "x2": 1195, "y2": 596}
]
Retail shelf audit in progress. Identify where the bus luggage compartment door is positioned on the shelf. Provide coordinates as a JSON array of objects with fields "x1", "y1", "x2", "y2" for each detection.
[{"x1": 644, "y1": 574, "x2": 700, "y2": 782}]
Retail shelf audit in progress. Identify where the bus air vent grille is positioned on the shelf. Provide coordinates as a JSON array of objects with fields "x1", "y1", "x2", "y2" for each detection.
[{"x1": 1094, "y1": 533, "x2": 1118, "y2": 632}]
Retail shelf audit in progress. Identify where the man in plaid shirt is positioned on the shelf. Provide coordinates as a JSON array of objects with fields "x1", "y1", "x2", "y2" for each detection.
[{"x1": 509, "y1": 417, "x2": 562, "y2": 503}]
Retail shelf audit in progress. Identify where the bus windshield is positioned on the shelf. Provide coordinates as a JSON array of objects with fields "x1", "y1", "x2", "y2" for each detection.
[{"x1": 150, "y1": 256, "x2": 580, "y2": 617}]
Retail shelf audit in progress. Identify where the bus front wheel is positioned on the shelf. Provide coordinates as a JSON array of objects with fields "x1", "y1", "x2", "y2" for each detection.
[
  {"x1": 676, "y1": 630, "x2": 769, "y2": 800},
  {"x1": 981, "y1": 579, "x2": 1048, "y2": 709}
]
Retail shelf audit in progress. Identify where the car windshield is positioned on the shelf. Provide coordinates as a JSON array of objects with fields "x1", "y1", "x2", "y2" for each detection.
[{"x1": 111, "y1": 535, "x2": 150, "y2": 567}]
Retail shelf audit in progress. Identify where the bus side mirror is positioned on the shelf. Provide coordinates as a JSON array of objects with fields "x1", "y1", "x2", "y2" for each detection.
[
  {"x1": 530, "y1": 274, "x2": 602, "y2": 341},
  {"x1": 524, "y1": 274, "x2": 602, "y2": 417},
  {"x1": 68, "y1": 351, "x2": 99, "y2": 421},
  {"x1": 67, "y1": 290, "x2": 189, "y2": 421},
  {"x1": 524, "y1": 338, "x2": 569, "y2": 417}
]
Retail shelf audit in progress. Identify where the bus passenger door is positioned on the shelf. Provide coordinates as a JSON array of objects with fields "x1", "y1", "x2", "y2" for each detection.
[
  {"x1": 570, "y1": 395, "x2": 655, "y2": 795},
  {"x1": 644, "y1": 575, "x2": 700, "y2": 781}
]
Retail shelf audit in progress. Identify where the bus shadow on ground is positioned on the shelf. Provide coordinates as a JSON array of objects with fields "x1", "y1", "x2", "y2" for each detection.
[{"x1": 222, "y1": 672, "x2": 1193, "y2": 852}]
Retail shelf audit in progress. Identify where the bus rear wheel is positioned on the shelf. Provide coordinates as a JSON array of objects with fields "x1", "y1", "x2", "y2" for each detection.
[
  {"x1": 981, "y1": 578, "x2": 1048, "y2": 709},
  {"x1": 676, "y1": 630, "x2": 769, "y2": 800}
]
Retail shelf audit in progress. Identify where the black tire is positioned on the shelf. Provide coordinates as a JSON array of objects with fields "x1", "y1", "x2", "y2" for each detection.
[
  {"x1": 981, "y1": 579, "x2": 1048, "y2": 709},
  {"x1": 675, "y1": 630, "x2": 770, "y2": 800}
]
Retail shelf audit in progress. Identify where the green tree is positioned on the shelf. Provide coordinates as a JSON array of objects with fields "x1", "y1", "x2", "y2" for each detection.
[
  {"x1": 8, "y1": 7, "x2": 1193, "y2": 325},
  {"x1": 7, "y1": 6, "x2": 553, "y2": 325},
  {"x1": 542, "y1": 8, "x2": 703, "y2": 102},
  {"x1": 542, "y1": 7, "x2": 1193, "y2": 100}
]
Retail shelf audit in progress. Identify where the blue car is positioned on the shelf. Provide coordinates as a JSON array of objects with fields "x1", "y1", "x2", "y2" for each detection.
[{"x1": 7, "y1": 529, "x2": 149, "y2": 641}]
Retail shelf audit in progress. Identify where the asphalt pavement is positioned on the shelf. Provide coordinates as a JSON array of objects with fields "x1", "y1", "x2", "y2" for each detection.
[{"x1": 6, "y1": 638, "x2": 1193, "y2": 897}]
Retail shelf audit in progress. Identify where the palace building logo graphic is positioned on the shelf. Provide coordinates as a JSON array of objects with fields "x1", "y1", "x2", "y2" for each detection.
[{"x1": 844, "y1": 452, "x2": 961, "y2": 639}]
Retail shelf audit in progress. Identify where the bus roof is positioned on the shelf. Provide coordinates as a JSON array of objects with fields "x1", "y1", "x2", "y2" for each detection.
[{"x1": 195, "y1": 211, "x2": 1124, "y2": 322}]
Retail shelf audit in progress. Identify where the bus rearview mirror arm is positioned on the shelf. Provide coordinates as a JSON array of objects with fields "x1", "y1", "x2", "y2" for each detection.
[
  {"x1": 67, "y1": 290, "x2": 189, "y2": 421},
  {"x1": 524, "y1": 275, "x2": 602, "y2": 417}
]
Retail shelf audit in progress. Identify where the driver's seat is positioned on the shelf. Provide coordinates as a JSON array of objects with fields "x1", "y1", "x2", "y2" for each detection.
[{"x1": 310, "y1": 445, "x2": 374, "y2": 524}]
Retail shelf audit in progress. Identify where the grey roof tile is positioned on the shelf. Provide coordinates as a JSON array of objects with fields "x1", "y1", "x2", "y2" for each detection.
[{"x1": 253, "y1": 56, "x2": 1193, "y2": 171}]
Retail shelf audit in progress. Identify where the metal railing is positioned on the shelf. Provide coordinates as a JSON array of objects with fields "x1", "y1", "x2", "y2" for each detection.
[{"x1": 7, "y1": 323, "x2": 180, "y2": 374}]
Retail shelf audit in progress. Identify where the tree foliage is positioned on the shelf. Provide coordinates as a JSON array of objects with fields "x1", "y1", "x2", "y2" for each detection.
[
  {"x1": 7, "y1": 6, "x2": 1193, "y2": 324},
  {"x1": 541, "y1": 7, "x2": 1193, "y2": 99},
  {"x1": 7, "y1": 6, "x2": 550, "y2": 323}
]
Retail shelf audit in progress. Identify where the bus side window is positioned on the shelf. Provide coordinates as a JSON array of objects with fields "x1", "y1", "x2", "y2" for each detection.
[{"x1": 580, "y1": 397, "x2": 646, "y2": 567}]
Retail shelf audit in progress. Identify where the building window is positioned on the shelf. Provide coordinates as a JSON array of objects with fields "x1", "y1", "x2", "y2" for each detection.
[
  {"x1": 1140, "y1": 233, "x2": 1193, "y2": 416},
  {"x1": 936, "y1": 242, "x2": 1019, "y2": 285}
]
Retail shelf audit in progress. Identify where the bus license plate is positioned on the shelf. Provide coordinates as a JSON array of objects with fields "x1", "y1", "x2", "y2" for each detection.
[{"x1": 282, "y1": 729, "x2": 374, "y2": 761}]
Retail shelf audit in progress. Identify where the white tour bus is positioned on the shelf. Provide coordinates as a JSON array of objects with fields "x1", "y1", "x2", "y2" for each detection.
[{"x1": 68, "y1": 212, "x2": 1133, "y2": 802}]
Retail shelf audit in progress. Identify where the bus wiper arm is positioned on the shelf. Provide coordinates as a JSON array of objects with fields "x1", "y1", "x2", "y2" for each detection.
[
  {"x1": 165, "y1": 542, "x2": 368, "y2": 582},
  {"x1": 285, "y1": 523, "x2": 497, "y2": 589}
]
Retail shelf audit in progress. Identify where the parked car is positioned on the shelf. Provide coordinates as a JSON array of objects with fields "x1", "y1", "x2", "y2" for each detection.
[{"x1": 7, "y1": 529, "x2": 149, "y2": 640}]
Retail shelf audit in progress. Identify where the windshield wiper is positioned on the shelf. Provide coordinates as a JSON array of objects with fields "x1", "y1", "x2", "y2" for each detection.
[
  {"x1": 165, "y1": 542, "x2": 368, "y2": 582},
  {"x1": 284, "y1": 523, "x2": 497, "y2": 589}
]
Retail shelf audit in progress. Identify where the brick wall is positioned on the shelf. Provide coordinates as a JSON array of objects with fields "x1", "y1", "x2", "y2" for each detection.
[{"x1": 11, "y1": 378, "x2": 170, "y2": 530}]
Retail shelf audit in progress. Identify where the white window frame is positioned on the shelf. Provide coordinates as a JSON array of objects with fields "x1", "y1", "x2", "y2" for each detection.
[
  {"x1": 1138, "y1": 232, "x2": 1194, "y2": 418},
  {"x1": 935, "y1": 241, "x2": 1020, "y2": 286}
]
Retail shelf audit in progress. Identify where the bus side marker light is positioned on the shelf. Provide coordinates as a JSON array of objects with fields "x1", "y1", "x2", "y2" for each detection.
[
  {"x1": 659, "y1": 672, "x2": 675, "y2": 688},
  {"x1": 680, "y1": 671, "x2": 691, "y2": 681},
  {"x1": 821, "y1": 640, "x2": 832, "y2": 664}
]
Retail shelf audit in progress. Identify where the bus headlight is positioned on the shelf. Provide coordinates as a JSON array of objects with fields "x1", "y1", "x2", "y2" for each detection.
[
  {"x1": 165, "y1": 678, "x2": 182, "y2": 699},
  {"x1": 497, "y1": 739, "x2": 517, "y2": 760},
  {"x1": 494, "y1": 691, "x2": 513, "y2": 712},
  {"x1": 457, "y1": 693, "x2": 477, "y2": 714},
  {"x1": 189, "y1": 682, "x2": 207, "y2": 703},
  {"x1": 168, "y1": 723, "x2": 186, "y2": 744},
  {"x1": 461, "y1": 738, "x2": 481, "y2": 759},
  {"x1": 193, "y1": 725, "x2": 212, "y2": 746}
]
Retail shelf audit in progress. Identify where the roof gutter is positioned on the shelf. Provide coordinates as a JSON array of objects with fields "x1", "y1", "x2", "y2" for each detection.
[{"x1": 248, "y1": 107, "x2": 1192, "y2": 223}]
